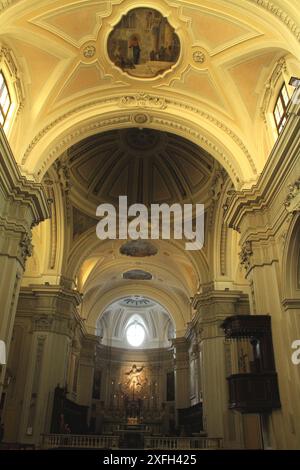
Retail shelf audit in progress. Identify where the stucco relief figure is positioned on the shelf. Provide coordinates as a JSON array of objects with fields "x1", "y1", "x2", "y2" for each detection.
[
  {"x1": 122, "y1": 364, "x2": 149, "y2": 400},
  {"x1": 125, "y1": 364, "x2": 144, "y2": 389}
]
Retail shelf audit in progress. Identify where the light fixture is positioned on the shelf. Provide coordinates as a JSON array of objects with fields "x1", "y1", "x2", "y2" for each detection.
[{"x1": 289, "y1": 76, "x2": 300, "y2": 87}]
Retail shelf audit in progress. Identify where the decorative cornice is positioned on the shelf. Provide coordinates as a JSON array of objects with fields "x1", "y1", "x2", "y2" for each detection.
[
  {"x1": 248, "y1": 0, "x2": 300, "y2": 42},
  {"x1": 18, "y1": 285, "x2": 84, "y2": 335},
  {"x1": 0, "y1": 127, "x2": 50, "y2": 224},
  {"x1": 225, "y1": 101, "x2": 300, "y2": 233},
  {"x1": 192, "y1": 289, "x2": 249, "y2": 311}
]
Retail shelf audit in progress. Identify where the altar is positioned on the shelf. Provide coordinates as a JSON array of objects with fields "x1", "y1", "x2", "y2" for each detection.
[
  {"x1": 116, "y1": 423, "x2": 150, "y2": 449},
  {"x1": 97, "y1": 362, "x2": 170, "y2": 440}
]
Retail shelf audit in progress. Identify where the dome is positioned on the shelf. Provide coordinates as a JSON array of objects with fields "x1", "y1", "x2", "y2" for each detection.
[
  {"x1": 67, "y1": 128, "x2": 218, "y2": 210},
  {"x1": 96, "y1": 296, "x2": 174, "y2": 349}
]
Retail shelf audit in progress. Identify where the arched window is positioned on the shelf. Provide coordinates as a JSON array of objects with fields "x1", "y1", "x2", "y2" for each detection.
[
  {"x1": 0, "y1": 46, "x2": 24, "y2": 136},
  {"x1": 273, "y1": 83, "x2": 290, "y2": 134},
  {"x1": 126, "y1": 322, "x2": 145, "y2": 347},
  {"x1": 0, "y1": 71, "x2": 11, "y2": 126}
]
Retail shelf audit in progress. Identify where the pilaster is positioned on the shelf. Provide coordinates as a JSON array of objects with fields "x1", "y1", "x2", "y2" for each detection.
[
  {"x1": 192, "y1": 289, "x2": 249, "y2": 448},
  {"x1": 0, "y1": 127, "x2": 49, "y2": 398},
  {"x1": 172, "y1": 337, "x2": 189, "y2": 412},
  {"x1": 2, "y1": 285, "x2": 82, "y2": 445}
]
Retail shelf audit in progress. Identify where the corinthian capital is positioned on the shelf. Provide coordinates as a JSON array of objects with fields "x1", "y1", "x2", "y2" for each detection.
[
  {"x1": 239, "y1": 240, "x2": 253, "y2": 272},
  {"x1": 19, "y1": 232, "x2": 33, "y2": 265}
]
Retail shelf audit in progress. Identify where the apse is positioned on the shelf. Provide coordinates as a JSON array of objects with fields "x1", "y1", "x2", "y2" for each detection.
[{"x1": 96, "y1": 295, "x2": 175, "y2": 349}]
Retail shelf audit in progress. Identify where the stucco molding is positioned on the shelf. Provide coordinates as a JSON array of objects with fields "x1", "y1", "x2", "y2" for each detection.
[
  {"x1": 0, "y1": 127, "x2": 49, "y2": 228},
  {"x1": 248, "y1": 0, "x2": 300, "y2": 42},
  {"x1": 0, "y1": 45, "x2": 25, "y2": 115},
  {"x1": 260, "y1": 57, "x2": 287, "y2": 122},
  {"x1": 20, "y1": 93, "x2": 256, "y2": 181}
]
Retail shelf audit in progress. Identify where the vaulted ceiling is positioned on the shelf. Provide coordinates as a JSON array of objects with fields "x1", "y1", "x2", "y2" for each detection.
[
  {"x1": 67, "y1": 128, "x2": 217, "y2": 210},
  {"x1": 1, "y1": 0, "x2": 300, "y2": 185},
  {"x1": 11, "y1": 0, "x2": 299, "y2": 333}
]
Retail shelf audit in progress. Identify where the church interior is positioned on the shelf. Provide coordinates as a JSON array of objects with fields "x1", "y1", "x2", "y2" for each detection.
[{"x1": 0, "y1": 0, "x2": 300, "y2": 451}]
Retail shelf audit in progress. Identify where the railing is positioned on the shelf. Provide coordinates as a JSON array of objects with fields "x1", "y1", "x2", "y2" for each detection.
[
  {"x1": 144, "y1": 437, "x2": 223, "y2": 450},
  {"x1": 42, "y1": 434, "x2": 222, "y2": 450},
  {"x1": 41, "y1": 434, "x2": 119, "y2": 449}
]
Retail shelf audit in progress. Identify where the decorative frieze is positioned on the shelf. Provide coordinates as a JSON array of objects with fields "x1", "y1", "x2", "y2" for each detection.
[{"x1": 119, "y1": 93, "x2": 167, "y2": 110}]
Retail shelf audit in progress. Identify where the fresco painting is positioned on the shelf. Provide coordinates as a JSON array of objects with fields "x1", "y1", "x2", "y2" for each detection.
[{"x1": 108, "y1": 8, "x2": 180, "y2": 78}]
